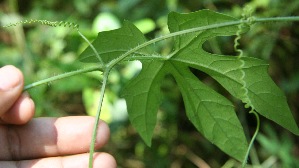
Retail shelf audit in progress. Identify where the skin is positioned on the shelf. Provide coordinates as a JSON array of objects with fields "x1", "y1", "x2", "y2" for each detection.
[{"x1": 0, "y1": 65, "x2": 117, "y2": 168}]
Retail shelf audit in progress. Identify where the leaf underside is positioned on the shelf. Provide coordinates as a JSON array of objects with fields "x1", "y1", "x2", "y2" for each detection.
[{"x1": 80, "y1": 9, "x2": 299, "y2": 162}]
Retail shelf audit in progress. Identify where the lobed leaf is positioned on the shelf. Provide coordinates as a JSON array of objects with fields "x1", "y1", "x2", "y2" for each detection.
[{"x1": 80, "y1": 9, "x2": 298, "y2": 162}]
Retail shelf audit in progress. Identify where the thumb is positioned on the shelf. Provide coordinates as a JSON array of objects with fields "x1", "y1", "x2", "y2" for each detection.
[{"x1": 0, "y1": 65, "x2": 24, "y2": 116}]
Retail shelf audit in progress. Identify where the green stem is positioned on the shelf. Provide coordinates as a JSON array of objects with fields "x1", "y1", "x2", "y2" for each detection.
[
  {"x1": 88, "y1": 69, "x2": 110, "y2": 168},
  {"x1": 124, "y1": 55, "x2": 167, "y2": 61},
  {"x1": 23, "y1": 65, "x2": 103, "y2": 91},
  {"x1": 255, "y1": 16, "x2": 299, "y2": 22},
  {"x1": 78, "y1": 30, "x2": 104, "y2": 66},
  {"x1": 242, "y1": 110, "x2": 260, "y2": 167}
]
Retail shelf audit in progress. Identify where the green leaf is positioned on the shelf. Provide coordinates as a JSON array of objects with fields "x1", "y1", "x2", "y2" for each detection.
[
  {"x1": 169, "y1": 63, "x2": 248, "y2": 161},
  {"x1": 79, "y1": 21, "x2": 153, "y2": 63},
  {"x1": 121, "y1": 61, "x2": 167, "y2": 146}
]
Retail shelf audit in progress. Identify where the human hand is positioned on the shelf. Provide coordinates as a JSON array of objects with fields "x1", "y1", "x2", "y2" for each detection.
[{"x1": 0, "y1": 65, "x2": 116, "y2": 168}]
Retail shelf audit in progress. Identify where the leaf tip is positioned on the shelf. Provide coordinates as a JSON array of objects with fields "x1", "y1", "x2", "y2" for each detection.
[
  {"x1": 144, "y1": 139, "x2": 152, "y2": 147},
  {"x1": 292, "y1": 127, "x2": 299, "y2": 135}
]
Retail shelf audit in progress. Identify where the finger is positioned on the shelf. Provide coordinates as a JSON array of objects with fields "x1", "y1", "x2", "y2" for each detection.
[
  {"x1": 0, "y1": 65, "x2": 24, "y2": 116},
  {"x1": 0, "y1": 152, "x2": 117, "y2": 168},
  {"x1": 0, "y1": 92, "x2": 35, "y2": 125},
  {"x1": 0, "y1": 116, "x2": 110, "y2": 160}
]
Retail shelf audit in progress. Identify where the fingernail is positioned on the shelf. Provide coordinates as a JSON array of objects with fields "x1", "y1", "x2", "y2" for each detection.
[{"x1": 0, "y1": 65, "x2": 23, "y2": 90}]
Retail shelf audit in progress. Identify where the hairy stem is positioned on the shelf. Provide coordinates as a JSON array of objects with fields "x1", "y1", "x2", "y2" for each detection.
[
  {"x1": 23, "y1": 65, "x2": 103, "y2": 91},
  {"x1": 88, "y1": 69, "x2": 110, "y2": 168}
]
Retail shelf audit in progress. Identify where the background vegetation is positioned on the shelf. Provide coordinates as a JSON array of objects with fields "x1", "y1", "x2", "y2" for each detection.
[{"x1": 1, "y1": 0, "x2": 299, "y2": 167}]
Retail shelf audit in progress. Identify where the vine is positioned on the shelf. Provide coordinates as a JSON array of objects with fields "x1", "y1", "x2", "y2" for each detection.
[
  {"x1": 234, "y1": 6, "x2": 261, "y2": 167},
  {"x1": 235, "y1": 5, "x2": 255, "y2": 109}
]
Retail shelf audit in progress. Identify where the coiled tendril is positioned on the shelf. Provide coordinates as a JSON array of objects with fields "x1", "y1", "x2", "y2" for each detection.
[
  {"x1": 3, "y1": 19, "x2": 79, "y2": 30},
  {"x1": 2, "y1": 19, "x2": 104, "y2": 65},
  {"x1": 234, "y1": 5, "x2": 255, "y2": 109},
  {"x1": 234, "y1": 5, "x2": 260, "y2": 168}
]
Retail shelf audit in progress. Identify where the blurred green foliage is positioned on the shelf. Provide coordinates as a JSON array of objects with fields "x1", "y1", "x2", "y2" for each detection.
[{"x1": 1, "y1": 0, "x2": 299, "y2": 167}]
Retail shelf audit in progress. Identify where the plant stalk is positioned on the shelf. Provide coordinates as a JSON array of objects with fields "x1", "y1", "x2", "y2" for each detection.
[
  {"x1": 23, "y1": 65, "x2": 103, "y2": 91},
  {"x1": 88, "y1": 69, "x2": 110, "y2": 168}
]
